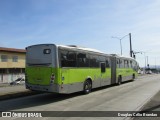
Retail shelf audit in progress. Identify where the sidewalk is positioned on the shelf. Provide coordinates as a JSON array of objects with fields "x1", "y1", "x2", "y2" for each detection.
[
  {"x1": 0, "y1": 83, "x2": 10, "y2": 87},
  {"x1": 134, "y1": 90, "x2": 160, "y2": 120},
  {"x1": 140, "y1": 90, "x2": 160, "y2": 111}
]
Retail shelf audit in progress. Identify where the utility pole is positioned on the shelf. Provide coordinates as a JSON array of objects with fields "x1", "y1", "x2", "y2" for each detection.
[
  {"x1": 147, "y1": 56, "x2": 149, "y2": 68},
  {"x1": 120, "y1": 39, "x2": 122, "y2": 56},
  {"x1": 129, "y1": 33, "x2": 132, "y2": 57}
]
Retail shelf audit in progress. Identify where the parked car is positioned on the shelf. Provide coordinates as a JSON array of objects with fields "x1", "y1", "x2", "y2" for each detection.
[
  {"x1": 10, "y1": 78, "x2": 25, "y2": 85},
  {"x1": 146, "y1": 70, "x2": 152, "y2": 74}
]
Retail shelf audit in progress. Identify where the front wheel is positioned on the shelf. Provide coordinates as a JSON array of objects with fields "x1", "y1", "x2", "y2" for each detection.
[{"x1": 83, "y1": 80, "x2": 92, "y2": 94}]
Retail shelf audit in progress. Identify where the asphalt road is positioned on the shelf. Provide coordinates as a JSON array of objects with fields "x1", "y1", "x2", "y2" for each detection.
[{"x1": 0, "y1": 74, "x2": 160, "y2": 120}]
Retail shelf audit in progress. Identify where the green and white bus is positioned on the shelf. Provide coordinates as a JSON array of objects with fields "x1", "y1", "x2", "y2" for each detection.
[{"x1": 25, "y1": 44, "x2": 138, "y2": 94}]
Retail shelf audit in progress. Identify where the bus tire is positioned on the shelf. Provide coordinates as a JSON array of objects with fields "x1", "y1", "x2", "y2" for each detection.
[
  {"x1": 132, "y1": 74, "x2": 135, "y2": 81},
  {"x1": 118, "y1": 76, "x2": 122, "y2": 85},
  {"x1": 83, "y1": 80, "x2": 92, "y2": 94}
]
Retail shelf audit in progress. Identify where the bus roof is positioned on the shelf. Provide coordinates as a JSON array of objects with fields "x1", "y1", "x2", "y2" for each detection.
[
  {"x1": 26, "y1": 44, "x2": 109, "y2": 55},
  {"x1": 26, "y1": 44, "x2": 135, "y2": 60},
  {"x1": 111, "y1": 54, "x2": 136, "y2": 60},
  {"x1": 57, "y1": 44, "x2": 107, "y2": 55}
]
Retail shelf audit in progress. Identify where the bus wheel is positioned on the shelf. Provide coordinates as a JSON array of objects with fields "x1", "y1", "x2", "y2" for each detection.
[
  {"x1": 132, "y1": 74, "x2": 135, "y2": 81},
  {"x1": 83, "y1": 80, "x2": 92, "y2": 94},
  {"x1": 118, "y1": 76, "x2": 122, "y2": 85}
]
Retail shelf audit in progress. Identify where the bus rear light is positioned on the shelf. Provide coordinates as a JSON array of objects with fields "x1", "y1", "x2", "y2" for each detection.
[{"x1": 50, "y1": 73, "x2": 55, "y2": 84}]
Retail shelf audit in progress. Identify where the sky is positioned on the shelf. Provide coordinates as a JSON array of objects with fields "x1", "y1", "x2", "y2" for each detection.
[{"x1": 0, "y1": 0, "x2": 160, "y2": 67}]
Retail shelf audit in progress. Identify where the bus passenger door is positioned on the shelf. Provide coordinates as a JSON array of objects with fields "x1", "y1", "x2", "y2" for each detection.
[{"x1": 111, "y1": 57, "x2": 117, "y2": 84}]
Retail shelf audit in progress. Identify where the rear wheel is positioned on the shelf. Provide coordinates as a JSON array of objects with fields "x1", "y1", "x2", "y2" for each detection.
[
  {"x1": 117, "y1": 76, "x2": 122, "y2": 85},
  {"x1": 132, "y1": 74, "x2": 135, "y2": 81},
  {"x1": 83, "y1": 80, "x2": 92, "y2": 94}
]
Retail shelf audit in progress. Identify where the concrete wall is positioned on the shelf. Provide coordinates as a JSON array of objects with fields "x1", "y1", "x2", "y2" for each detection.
[
  {"x1": 0, "y1": 52, "x2": 25, "y2": 68},
  {"x1": 0, "y1": 73, "x2": 25, "y2": 83}
]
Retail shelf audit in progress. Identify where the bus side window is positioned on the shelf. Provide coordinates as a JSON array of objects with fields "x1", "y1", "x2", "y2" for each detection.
[
  {"x1": 132, "y1": 61, "x2": 138, "y2": 71},
  {"x1": 119, "y1": 59, "x2": 123, "y2": 68},
  {"x1": 124, "y1": 60, "x2": 129, "y2": 68},
  {"x1": 117, "y1": 59, "x2": 119, "y2": 68},
  {"x1": 77, "y1": 53, "x2": 89, "y2": 67},
  {"x1": 99, "y1": 56, "x2": 105, "y2": 62},
  {"x1": 90, "y1": 55, "x2": 99, "y2": 68},
  {"x1": 106, "y1": 57, "x2": 110, "y2": 68},
  {"x1": 67, "y1": 52, "x2": 76, "y2": 67},
  {"x1": 130, "y1": 61, "x2": 133, "y2": 68},
  {"x1": 60, "y1": 50, "x2": 76, "y2": 67},
  {"x1": 60, "y1": 50, "x2": 67, "y2": 67}
]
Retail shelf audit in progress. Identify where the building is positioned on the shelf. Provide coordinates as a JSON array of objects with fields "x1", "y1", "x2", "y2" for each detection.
[{"x1": 0, "y1": 47, "x2": 26, "y2": 83}]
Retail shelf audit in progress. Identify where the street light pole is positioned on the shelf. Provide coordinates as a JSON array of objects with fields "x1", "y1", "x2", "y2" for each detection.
[
  {"x1": 147, "y1": 56, "x2": 149, "y2": 68},
  {"x1": 129, "y1": 33, "x2": 133, "y2": 57},
  {"x1": 112, "y1": 34, "x2": 129, "y2": 56},
  {"x1": 120, "y1": 39, "x2": 122, "y2": 55}
]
